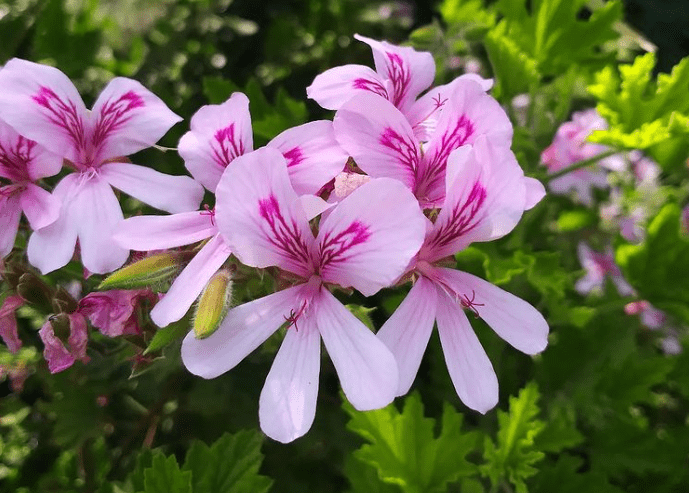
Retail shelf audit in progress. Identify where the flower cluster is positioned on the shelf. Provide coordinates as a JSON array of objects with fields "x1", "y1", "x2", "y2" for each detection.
[{"x1": 0, "y1": 35, "x2": 549, "y2": 442}]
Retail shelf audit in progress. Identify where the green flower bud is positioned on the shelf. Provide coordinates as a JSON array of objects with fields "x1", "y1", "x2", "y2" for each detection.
[
  {"x1": 193, "y1": 269, "x2": 233, "y2": 339},
  {"x1": 98, "y1": 252, "x2": 189, "y2": 291}
]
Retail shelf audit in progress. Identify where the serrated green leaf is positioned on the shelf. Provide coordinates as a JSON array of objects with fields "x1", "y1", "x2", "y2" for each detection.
[
  {"x1": 143, "y1": 453, "x2": 192, "y2": 493},
  {"x1": 345, "y1": 393, "x2": 478, "y2": 493},
  {"x1": 182, "y1": 430, "x2": 272, "y2": 493},
  {"x1": 589, "y1": 53, "x2": 689, "y2": 169},
  {"x1": 484, "y1": 22, "x2": 540, "y2": 100},
  {"x1": 615, "y1": 204, "x2": 689, "y2": 324},
  {"x1": 344, "y1": 456, "x2": 401, "y2": 493},
  {"x1": 481, "y1": 382, "x2": 545, "y2": 492}
]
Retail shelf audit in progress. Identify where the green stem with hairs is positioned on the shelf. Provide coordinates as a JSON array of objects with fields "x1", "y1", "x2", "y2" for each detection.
[{"x1": 546, "y1": 149, "x2": 618, "y2": 182}]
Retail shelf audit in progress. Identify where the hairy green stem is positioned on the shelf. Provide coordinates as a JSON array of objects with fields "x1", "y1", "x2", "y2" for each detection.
[{"x1": 546, "y1": 149, "x2": 618, "y2": 182}]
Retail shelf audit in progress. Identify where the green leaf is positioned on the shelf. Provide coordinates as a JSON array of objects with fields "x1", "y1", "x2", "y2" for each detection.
[
  {"x1": 484, "y1": 22, "x2": 540, "y2": 100},
  {"x1": 142, "y1": 452, "x2": 192, "y2": 493},
  {"x1": 531, "y1": 454, "x2": 625, "y2": 493},
  {"x1": 344, "y1": 456, "x2": 401, "y2": 493},
  {"x1": 439, "y1": 0, "x2": 496, "y2": 29},
  {"x1": 346, "y1": 304, "x2": 377, "y2": 331},
  {"x1": 202, "y1": 76, "x2": 241, "y2": 104},
  {"x1": 345, "y1": 393, "x2": 479, "y2": 493},
  {"x1": 182, "y1": 430, "x2": 272, "y2": 493},
  {"x1": 480, "y1": 382, "x2": 545, "y2": 493},
  {"x1": 144, "y1": 319, "x2": 189, "y2": 355},
  {"x1": 589, "y1": 54, "x2": 689, "y2": 169},
  {"x1": 615, "y1": 204, "x2": 689, "y2": 324}
]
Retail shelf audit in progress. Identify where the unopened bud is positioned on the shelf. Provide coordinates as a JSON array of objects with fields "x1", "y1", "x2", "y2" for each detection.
[
  {"x1": 98, "y1": 252, "x2": 188, "y2": 291},
  {"x1": 52, "y1": 286, "x2": 79, "y2": 314},
  {"x1": 16, "y1": 272, "x2": 54, "y2": 310},
  {"x1": 193, "y1": 269, "x2": 233, "y2": 339}
]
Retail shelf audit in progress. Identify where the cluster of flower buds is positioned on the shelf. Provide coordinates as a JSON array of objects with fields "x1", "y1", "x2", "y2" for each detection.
[{"x1": 0, "y1": 35, "x2": 549, "y2": 442}]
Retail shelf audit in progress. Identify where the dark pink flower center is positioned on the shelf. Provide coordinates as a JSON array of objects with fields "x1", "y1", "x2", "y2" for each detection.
[
  {"x1": 0, "y1": 136, "x2": 36, "y2": 183},
  {"x1": 258, "y1": 194, "x2": 312, "y2": 269},
  {"x1": 283, "y1": 146, "x2": 304, "y2": 168},
  {"x1": 353, "y1": 78, "x2": 389, "y2": 99},
  {"x1": 212, "y1": 123, "x2": 245, "y2": 168},
  {"x1": 91, "y1": 90, "x2": 145, "y2": 154},
  {"x1": 318, "y1": 221, "x2": 370, "y2": 269},
  {"x1": 424, "y1": 180, "x2": 487, "y2": 254}
]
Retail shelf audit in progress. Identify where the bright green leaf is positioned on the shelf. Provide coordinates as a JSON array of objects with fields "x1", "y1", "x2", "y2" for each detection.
[
  {"x1": 142, "y1": 452, "x2": 192, "y2": 493},
  {"x1": 345, "y1": 393, "x2": 479, "y2": 493}
]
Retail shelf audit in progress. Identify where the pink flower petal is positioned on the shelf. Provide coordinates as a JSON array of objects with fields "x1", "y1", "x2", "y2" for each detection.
[
  {"x1": 178, "y1": 93, "x2": 252, "y2": 192},
  {"x1": 150, "y1": 233, "x2": 231, "y2": 327},
  {"x1": 317, "y1": 178, "x2": 425, "y2": 296},
  {"x1": 19, "y1": 183, "x2": 61, "y2": 231},
  {"x1": 27, "y1": 175, "x2": 80, "y2": 274},
  {"x1": 0, "y1": 295, "x2": 24, "y2": 353},
  {"x1": 436, "y1": 267, "x2": 549, "y2": 355},
  {"x1": 0, "y1": 120, "x2": 62, "y2": 181},
  {"x1": 72, "y1": 176, "x2": 129, "y2": 274},
  {"x1": 377, "y1": 276, "x2": 438, "y2": 396},
  {"x1": 181, "y1": 284, "x2": 304, "y2": 379},
  {"x1": 523, "y1": 177, "x2": 546, "y2": 210},
  {"x1": 0, "y1": 58, "x2": 88, "y2": 164},
  {"x1": 307, "y1": 64, "x2": 388, "y2": 110},
  {"x1": 315, "y1": 288, "x2": 398, "y2": 411},
  {"x1": 214, "y1": 147, "x2": 315, "y2": 278},
  {"x1": 435, "y1": 287, "x2": 498, "y2": 413},
  {"x1": 0, "y1": 194, "x2": 21, "y2": 258},
  {"x1": 334, "y1": 92, "x2": 420, "y2": 192},
  {"x1": 113, "y1": 211, "x2": 217, "y2": 251},
  {"x1": 267, "y1": 120, "x2": 348, "y2": 196},
  {"x1": 259, "y1": 313, "x2": 321, "y2": 443},
  {"x1": 100, "y1": 162, "x2": 204, "y2": 214},
  {"x1": 354, "y1": 34, "x2": 435, "y2": 112},
  {"x1": 416, "y1": 81, "x2": 512, "y2": 206},
  {"x1": 91, "y1": 77, "x2": 182, "y2": 162},
  {"x1": 422, "y1": 139, "x2": 529, "y2": 262}
]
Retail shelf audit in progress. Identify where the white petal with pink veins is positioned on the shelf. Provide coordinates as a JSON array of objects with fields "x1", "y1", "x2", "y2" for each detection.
[
  {"x1": 19, "y1": 183, "x2": 61, "y2": 231},
  {"x1": 150, "y1": 233, "x2": 231, "y2": 327},
  {"x1": 435, "y1": 287, "x2": 499, "y2": 413},
  {"x1": 307, "y1": 64, "x2": 389, "y2": 110},
  {"x1": 214, "y1": 147, "x2": 315, "y2": 278},
  {"x1": 72, "y1": 177, "x2": 129, "y2": 274},
  {"x1": 354, "y1": 34, "x2": 435, "y2": 112},
  {"x1": 100, "y1": 162, "x2": 204, "y2": 214},
  {"x1": 0, "y1": 194, "x2": 22, "y2": 258},
  {"x1": 334, "y1": 93, "x2": 420, "y2": 190},
  {"x1": 27, "y1": 175, "x2": 81, "y2": 273},
  {"x1": 0, "y1": 58, "x2": 88, "y2": 164},
  {"x1": 179, "y1": 93, "x2": 252, "y2": 192},
  {"x1": 315, "y1": 288, "x2": 398, "y2": 411},
  {"x1": 114, "y1": 211, "x2": 217, "y2": 250},
  {"x1": 268, "y1": 120, "x2": 348, "y2": 196},
  {"x1": 317, "y1": 178, "x2": 425, "y2": 296},
  {"x1": 377, "y1": 276, "x2": 438, "y2": 396},
  {"x1": 181, "y1": 284, "x2": 304, "y2": 379},
  {"x1": 259, "y1": 313, "x2": 321, "y2": 443},
  {"x1": 436, "y1": 267, "x2": 549, "y2": 355},
  {"x1": 91, "y1": 77, "x2": 182, "y2": 163}
]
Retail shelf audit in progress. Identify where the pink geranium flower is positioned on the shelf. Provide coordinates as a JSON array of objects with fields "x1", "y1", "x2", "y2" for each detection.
[
  {"x1": 79, "y1": 289, "x2": 157, "y2": 337},
  {"x1": 38, "y1": 312, "x2": 89, "y2": 373},
  {"x1": 182, "y1": 147, "x2": 426, "y2": 442},
  {"x1": 308, "y1": 34, "x2": 492, "y2": 141},
  {"x1": 575, "y1": 242, "x2": 634, "y2": 297},
  {"x1": 0, "y1": 120, "x2": 63, "y2": 257},
  {"x1": 114, "y1": 93, "x2": 347, "y2": 327},
  {"x1": 332, "y1": 81, "x2": 518, "y2": 209},
  {"x1": 0, "y1": 59, "x2": 204, "y2": 274},
  {"x1": 541, "y1": 109, "x2": 625, "y2": 205},
  {"x1": 377, "y1": 139, "x2": 549, "y2": 413},
  {"x1": 0, "y1": 294, "x2": 24, "y2": 353}
]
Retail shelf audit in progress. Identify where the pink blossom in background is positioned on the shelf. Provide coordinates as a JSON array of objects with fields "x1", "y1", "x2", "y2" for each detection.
[
  {"x1": 0, "y1": 360, "x2": 30, "y2": 392},
  {"x1": 182, "y1": 147, "x2": 426, "y2": 443},
  {"x1": 0, "y1": 58, "x2": 204, "y2": 274},
  {"x1": 79, "y1": 289, "x2": 157, "y2": 337},
  {"x1": 333, "y1": 78, "x2": 516, "y2": 208},
  {"x1": 38, "y1": 313, "x2": 89, "y2": 373},
  {"x1": 376, "y1": 139, "x2": 548, "y2": 413},
  {"x1": 541, "y1": 109, "x2": 625, "y2": 205},
  {"x1": 0, "y1": 294, "x2": 24, "y2": 353},
  {"x1": 575, "y1": 242, "x2": 634, "y2": 297},
  {"x1": 624, "y1": 301, "x2": 665, "y2": 329},
  {"x1": 0, "y1": 120, "x2": 62, "y2": 258},
  {"x1": 114, "y1": 93, "x2": 346, "y2": 327}
]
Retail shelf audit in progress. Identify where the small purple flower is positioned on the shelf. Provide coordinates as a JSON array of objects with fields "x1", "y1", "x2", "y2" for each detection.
[{"x1": 575, "y1": 242, "x2": 634, "y2": 297}]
